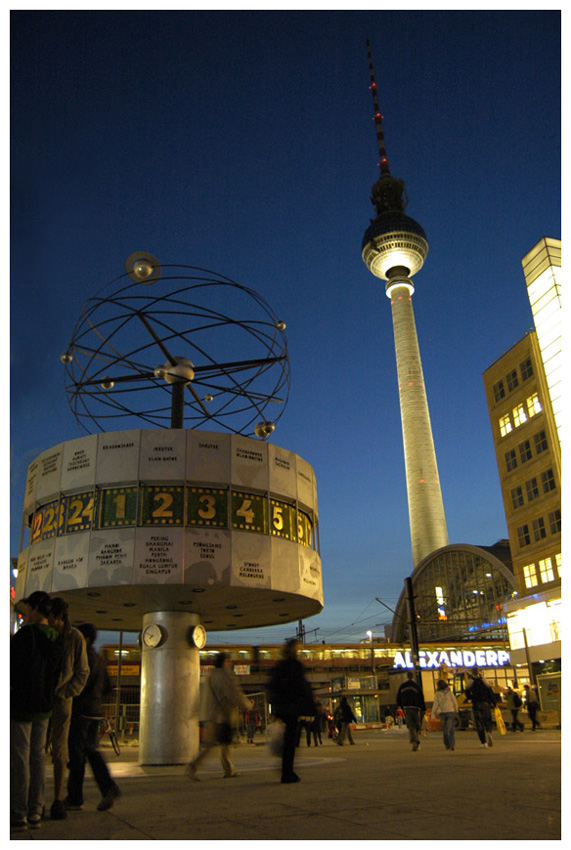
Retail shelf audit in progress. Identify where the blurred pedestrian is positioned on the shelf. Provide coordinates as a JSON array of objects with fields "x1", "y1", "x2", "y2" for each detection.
[
  {"x1": 505, "y1": 685, "x2": 524, "y2": 732},
  {"x1": 245, "y1": 704, "x2": 259, "y2": 744},
  {"x1": 65, "y1": 624, "x2": 121, "y2": 812},
  {"x1": 431, "y1": 679, "x2": 459, "y2": 750},
  {"x1": 10, "y1": 592, "x2": 63, "y2": 831},
  {"x1": 186, "y1": 653, "x2": 252, "y2": 780},
  {"x1": 266, "y1": 639, "x2": 315, "y2": 783},
  {"x1": 336, "y1": 696, "x2": 357, "y2": 745},
  {"x1": 47, "y1": 598, "x2": 90, "y2": 820},
  {"x1": 395, "y1": 706, "x2": 405, "y2": 727},
  {"x1": 524, "y1": 683, "x2": 541, "y2": 730},
  {"x1": 465, "y1": 666, "x2": 497, "y2": 748},
  {"x1": 396, "y1": 671, "x2": 426, "y2": 752}
]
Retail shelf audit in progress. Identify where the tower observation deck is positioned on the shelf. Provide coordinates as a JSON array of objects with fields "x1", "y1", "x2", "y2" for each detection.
[{"x1": 362, "y1": 40, "x2": 448, "y2": 567}]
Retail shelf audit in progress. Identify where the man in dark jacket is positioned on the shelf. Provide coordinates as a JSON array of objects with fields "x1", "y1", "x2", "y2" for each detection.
[
  {"x1": 336, "y1": 696, "x2": 357, "y2": 746},
  {"x1": 64, "y1": 624, "x2": 121, "y2": 812},
  {"x1": 396, "y1": 671, "x2": 426, "y2": 751},
  {"x1": 10, "y1": 591, "x2": 63, "y2": 831},
  {"x1": 466, "y1": 666, "x2": 496, "y2": 747},
  {"x1": 267, "y1": 639, "x2": 315, "y2": 783}
]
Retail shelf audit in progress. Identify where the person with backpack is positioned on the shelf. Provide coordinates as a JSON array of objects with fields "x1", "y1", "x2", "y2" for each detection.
[
  {"x1": 10, "y1": 592, "x2": 63, "y2": 831},
  {"x1": 505, "y1": 685, "x2": 524, "y2": 732},
  {"x1": 465, "y1": 666, "x2": 496, "y2": 748},
  {"x1": 523, "y1": 683, "x2": 541, "y2": 730}
]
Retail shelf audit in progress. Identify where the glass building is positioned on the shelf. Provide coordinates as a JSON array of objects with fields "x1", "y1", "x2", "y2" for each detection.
[{"x1": 391, "y1": 542, "x2": 515, "y2": 643}]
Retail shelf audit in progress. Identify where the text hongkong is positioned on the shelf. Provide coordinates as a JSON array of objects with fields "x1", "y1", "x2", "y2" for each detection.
[{"x1": 393, "y1": 649, "x2": 510, "y2": 670}]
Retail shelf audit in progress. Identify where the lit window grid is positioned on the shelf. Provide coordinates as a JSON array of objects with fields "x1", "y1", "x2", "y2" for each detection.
[
  {"x1": 512, "y1": 404, "x2": 528, "y2": 427},
  {"x1": 526, "y1": 393, "x2": 542, "y2": 417},
  {"x1": 523, "y1": 563, "x2": 538, "y2": 588},
  {"x1": 499, "y1": 414, "x2": 512, "y2": 437},
  {"x1": 527, "y1": 267, "x2": 561, "y2": 441},
  {"x1": 555, "y1": 553, "x2": 561, "y2": 576},
  {"x1": 538, "y1": 557, "x2": 554, "y2": 583}
]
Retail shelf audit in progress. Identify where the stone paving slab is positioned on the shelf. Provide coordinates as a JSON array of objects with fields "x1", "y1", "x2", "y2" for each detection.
[{"x1": 10, "y1": 729, "x2": 561, "y2": 841}]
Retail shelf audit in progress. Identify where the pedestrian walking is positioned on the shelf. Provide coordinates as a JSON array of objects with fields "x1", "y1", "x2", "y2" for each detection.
[
  {"x1": 47, "y1": 598, "x2": 90, "y2": 820},
  {"x1": 10, "y1": 592, "x2": 63, "y2": 832},
  {"x1": 465, "y1": 666, "x2": 497, "y2": 748},
  {"x1": 186, "y1": 653, "x2": 252, "y2": 780},
  {"x1": 65, "y1": 624, "x2": 121, "y2": 813},
  {"x1": 430, "y1": 679, "x2": 459, "y2": 750},
  {"x1": 336, "y1": 696, "x2": 357, "y2": 745},
  {"x1": 523, "y1": 683, "x2": 541, "y2": 730},
  {"x1": 245, "y1": 704, "x2": 259, "y2": 743},
  {"x1": 505, "y1": 685, "x2": 525, "y2": 732},
  {"x1": 266, "y1": 639, "x2": 315, "y2": 783},
  {"x1": 396, "y1": 671, "x2": 426, "y2": 752}
]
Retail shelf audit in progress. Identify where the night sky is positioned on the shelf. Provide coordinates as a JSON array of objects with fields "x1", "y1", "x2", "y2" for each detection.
[{"x1": 10, "y1": 11, "x2": 561, "y2": 646}]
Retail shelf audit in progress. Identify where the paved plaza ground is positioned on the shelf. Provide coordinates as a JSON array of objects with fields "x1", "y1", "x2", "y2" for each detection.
[{"x1": 11, "y1": 726, "x2": 561, "y2": 841}]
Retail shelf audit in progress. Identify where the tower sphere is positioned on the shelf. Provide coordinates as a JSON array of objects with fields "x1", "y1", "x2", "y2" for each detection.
[{"x1": 362, "y1": 211, "x2": 429, "y2": 281}]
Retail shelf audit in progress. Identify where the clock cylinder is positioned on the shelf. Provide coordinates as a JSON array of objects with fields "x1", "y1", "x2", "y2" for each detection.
[{"x1": 139, "y1": 611, "x2": 201, "y2": 764}]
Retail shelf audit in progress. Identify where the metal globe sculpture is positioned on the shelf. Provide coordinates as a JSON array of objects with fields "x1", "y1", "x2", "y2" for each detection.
[{"x1": 62, "y1": 262, "x2": 290, "y2": 438}]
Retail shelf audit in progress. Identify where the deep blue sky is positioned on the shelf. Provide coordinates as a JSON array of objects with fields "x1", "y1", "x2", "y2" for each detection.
[{"x1": 10, "y1": 11, "x2": 561, "y2": 645}]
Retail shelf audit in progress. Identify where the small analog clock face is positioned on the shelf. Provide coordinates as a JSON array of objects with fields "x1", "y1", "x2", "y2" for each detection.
[
  {"x1": 142, "y1": 624, "x2": 164, "y2": 648},
  {"x1": 191, "y1": 624, "x2": 207, "y2": 649}
]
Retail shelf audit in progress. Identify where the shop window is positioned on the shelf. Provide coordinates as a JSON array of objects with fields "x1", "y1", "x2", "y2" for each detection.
[
  {"x1": 523, "y1": 563, "x2": 538, "y2": 588},
  {"x1": 538, "y1": 557, "x2": 554, "y2": 583},
  {"x1": 526, "y1": 393, "x2": 542, "y2": 417},
  {"x1": 520, "y1": 358, "x2": 533, "y2": 381},
  {"x1": 499, "y1": 414, "x2": 512, "y2": 436},
  {"x1": 533, "y1": 517, "x2": 546, "y2": 541}
]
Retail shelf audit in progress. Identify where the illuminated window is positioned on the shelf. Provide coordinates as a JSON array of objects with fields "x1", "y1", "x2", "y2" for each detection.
[
  {"x1": 555, "y1": 553, "x2": 561, "y2": 576},
  {"x1": 534, "y1": 430, "x2": 548, "y2": 454},
  {"x1": 533, "y1": 517, "x2": 546, "y2": 541},
  {"x1": 520, "y1": 358, "x2": 533, "y2": 381},
  {"x1": 513, "y1": 404, "x2": 527, "y2": 427},
  {"x1": 526, "y1": 393, "x2": 542, "y2": 417},
  {"x1": 541, "y1": 469, "x2": 556, "y2": 493},
  {"x1": 538, "y1": 557, "x2": 554, "y2": 582},
  {"x1": 511, "y1": 486, "x2": 524, "y2": 509},
  {"x1": 523, "y1": 563, "x2": 538, "y2": 588},
  {"x1": 519, "y1": 440, "x2": 532, "y2": 463},
  {"x1": 548, "y1": 510, "x2": 561, "y2": 533},
  {"x1": 507, "y1": 370, "x2": 519, "y2": 392},
  {"x1": 517, "y1": 524, "x2": 531, "y2": 547},
  {"x1": 493, "y1": 380, "x2": 506, "y2": 402},
  {"x1": 525, "y1": 478, "x2": 539, "y2": 501},
  {"x1": 505, "y1": 449, "x2": 517, "y2": 472},
  {"x1": 499, "y1": 414, "x2": 512, "y2": 436}
]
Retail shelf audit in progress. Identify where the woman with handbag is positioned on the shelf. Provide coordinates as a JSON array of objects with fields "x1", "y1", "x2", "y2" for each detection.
[{"x1": 186, "y1": 653, "x2": 252, "y2": 780}]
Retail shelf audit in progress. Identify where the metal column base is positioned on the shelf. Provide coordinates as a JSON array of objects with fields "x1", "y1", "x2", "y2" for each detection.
[{"x1": 138, "y1": 611, "x2": 201, "y2": 765}]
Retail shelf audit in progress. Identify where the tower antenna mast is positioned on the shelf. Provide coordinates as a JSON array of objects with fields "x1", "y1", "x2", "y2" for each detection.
[{"x1": 366, "y1": 38, "x2": 390, "y2": 176}]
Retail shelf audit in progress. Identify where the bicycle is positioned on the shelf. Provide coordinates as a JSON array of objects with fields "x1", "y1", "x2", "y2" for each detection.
[{"x1": 99, "y1": 717, "x2": 121, "y2": 756}]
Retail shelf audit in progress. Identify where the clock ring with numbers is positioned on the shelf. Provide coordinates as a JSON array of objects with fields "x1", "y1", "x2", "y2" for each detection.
[{"x1": 61, "y1": 257, "x2": 290, "y2": 438}]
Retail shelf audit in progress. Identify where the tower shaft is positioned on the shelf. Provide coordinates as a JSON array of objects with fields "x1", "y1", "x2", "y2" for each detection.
[{"x1": 389, "y1": 281, "x2": 448, "y2": 565}]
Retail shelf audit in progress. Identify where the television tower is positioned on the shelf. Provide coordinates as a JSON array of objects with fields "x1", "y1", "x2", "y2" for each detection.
[{"x1": 362, "y1": 40, "x2": 448, "y2": 567}]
